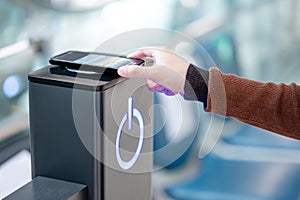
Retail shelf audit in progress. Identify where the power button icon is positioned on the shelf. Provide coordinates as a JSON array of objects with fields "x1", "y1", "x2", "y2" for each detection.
[{"x1": 116, "y1": 97, "x2": 144, "y2": 170}]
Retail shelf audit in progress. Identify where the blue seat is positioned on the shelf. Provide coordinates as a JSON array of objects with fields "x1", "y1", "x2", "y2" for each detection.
[
  {"x1": 223, "y1": 124, "x2": 300, "y2": 149},
  {"x1": 165, "y1": 124, "x2": 300, "y2": 200},
  {"x1": 166, "y1": 155, "x2": 300, "y2": 200}
]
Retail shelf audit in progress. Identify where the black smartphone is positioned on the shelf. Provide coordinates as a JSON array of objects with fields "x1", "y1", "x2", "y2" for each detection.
[{"x1": 49, "y1": 50, "x2": 144, "y2": 77}]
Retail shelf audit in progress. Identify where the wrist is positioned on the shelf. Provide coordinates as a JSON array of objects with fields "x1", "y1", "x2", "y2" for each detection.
[{"x1": 183, "y1": 64, "x2": 209, "y2": 107}]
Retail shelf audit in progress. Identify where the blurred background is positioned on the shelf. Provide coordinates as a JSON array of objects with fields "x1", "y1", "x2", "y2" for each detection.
[{"x1": 0, "y1": 0, "x2": 300, "y2": 199}]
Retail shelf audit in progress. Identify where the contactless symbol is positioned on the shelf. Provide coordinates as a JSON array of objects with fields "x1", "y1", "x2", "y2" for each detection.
[{"x1": 116, "y1": 97, "x2": 144, "y2": 170}]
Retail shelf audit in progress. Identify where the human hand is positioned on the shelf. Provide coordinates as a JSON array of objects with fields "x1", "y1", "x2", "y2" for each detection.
[{"x1": 117, "y1": 47, "x2": 190, "y2": 96}]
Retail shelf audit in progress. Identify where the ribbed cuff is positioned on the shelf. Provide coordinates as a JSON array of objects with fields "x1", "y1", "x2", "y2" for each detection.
[{"x1": 183, "y1": 63, "x2": 209, "y2": 108}]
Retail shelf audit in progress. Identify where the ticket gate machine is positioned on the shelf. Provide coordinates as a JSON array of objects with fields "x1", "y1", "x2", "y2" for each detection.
[{"x1": 5, "y1": 65, "x2": 153, "y2": 200}]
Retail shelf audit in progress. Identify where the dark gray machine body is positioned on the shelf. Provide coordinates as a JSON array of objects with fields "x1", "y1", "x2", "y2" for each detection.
[{"x1": 28, "y1": 66, "x2": 153, "y2": 200}]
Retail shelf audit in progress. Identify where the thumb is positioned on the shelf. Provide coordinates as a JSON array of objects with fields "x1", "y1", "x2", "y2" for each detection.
[{"x1": 118, "y1": 65, "x2": 155, "y2": 79}]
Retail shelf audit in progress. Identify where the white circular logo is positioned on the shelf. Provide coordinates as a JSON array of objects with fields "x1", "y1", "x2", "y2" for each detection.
[{"x1": 116, "y1": 97, "x2": 144, "y2": 170}]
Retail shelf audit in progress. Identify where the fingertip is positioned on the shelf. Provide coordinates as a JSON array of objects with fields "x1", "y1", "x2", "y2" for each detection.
[
  {"x1": 119, "y1": 65, "x2": 145, "y2": 78},
  {"x1": 117, "y1": 66, "x2": 127, "y2": 76}
]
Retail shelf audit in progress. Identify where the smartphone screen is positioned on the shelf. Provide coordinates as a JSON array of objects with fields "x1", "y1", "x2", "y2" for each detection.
[{"x1": 50, "y1": 51, "x2": 144, "y2": 70}]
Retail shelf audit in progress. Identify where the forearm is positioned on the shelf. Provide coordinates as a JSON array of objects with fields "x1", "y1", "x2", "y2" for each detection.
[
  {"x1": 210, "y1": 68, "x2": 300, "y2": 139},
  {"x1": 184, "y1": 65, "x2": 300, "y2": 140}
]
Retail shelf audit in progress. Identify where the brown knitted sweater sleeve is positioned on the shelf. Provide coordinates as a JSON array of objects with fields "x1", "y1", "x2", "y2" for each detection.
[{"x1": 207, "y1": 67, "x2": 300, "y2": 140}]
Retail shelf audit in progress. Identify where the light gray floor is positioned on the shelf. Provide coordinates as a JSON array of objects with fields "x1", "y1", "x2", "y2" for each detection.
[{"x1": 0, "y1": 150, "x2": 31, "y2": 199}]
